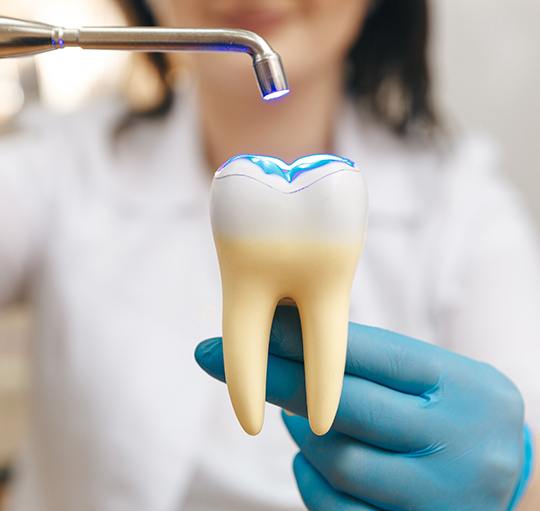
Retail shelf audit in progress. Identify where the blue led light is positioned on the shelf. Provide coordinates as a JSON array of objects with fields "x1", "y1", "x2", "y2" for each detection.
[
  {"x1": 263, "y1": 89, "x2": 290, "y2": 101},
  {"x1": 218, "y1": 154, "x2": 356, "y2": 183},
  {"x1": 51, "y1": 37, "x2": 64, "y2": 49}
]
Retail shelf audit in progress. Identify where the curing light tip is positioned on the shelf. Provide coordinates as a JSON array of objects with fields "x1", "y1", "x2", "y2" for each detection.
[{"x1": 263, "y1": 89, "x2": 290, "y2": 101}]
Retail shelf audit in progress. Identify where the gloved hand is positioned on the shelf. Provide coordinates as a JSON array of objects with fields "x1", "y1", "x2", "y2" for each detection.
[{"x1": 195, "y1": 306, "x2": 533, "y2": 511}]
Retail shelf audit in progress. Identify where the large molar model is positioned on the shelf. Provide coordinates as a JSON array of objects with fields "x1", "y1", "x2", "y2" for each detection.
[{"x1": 210, "y1": 154, "x2": 368, "y2": 436}]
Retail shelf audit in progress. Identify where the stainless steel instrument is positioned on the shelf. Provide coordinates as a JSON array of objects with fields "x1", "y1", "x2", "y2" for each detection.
[{"x1": 0, "y1": 16, "x2": 289, "y2": 100}]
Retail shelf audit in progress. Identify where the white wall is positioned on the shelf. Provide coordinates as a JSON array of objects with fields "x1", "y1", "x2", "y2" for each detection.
[
  {"x1": 0, "y1": 0, "x2": 126, "y2": 113},
  {"x1": 433, "y1": 0, "x2": 540, "y2": 227}
]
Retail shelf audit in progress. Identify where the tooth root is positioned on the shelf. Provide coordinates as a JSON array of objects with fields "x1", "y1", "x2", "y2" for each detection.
[
  {"x1": 297, "y1": 267, "x2": 354, "y2": 436},
  {"x1": 221, "y1": 265, "x2": 276, "y2": 436}
]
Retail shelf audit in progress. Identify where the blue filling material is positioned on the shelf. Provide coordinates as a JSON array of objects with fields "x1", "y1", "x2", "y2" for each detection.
[{"x1": 218, "y1": 154, "x2": 356, "y2": 183}]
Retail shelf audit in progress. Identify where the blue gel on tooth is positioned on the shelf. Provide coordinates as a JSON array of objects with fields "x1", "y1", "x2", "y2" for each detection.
[{"x1": 217, "y1": 154, "x2": 356, "y2": 183}]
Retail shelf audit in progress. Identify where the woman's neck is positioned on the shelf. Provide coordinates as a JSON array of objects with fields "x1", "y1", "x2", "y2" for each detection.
[{"x1": 197, "y1": 65, "x2": 344, "y2": 171}]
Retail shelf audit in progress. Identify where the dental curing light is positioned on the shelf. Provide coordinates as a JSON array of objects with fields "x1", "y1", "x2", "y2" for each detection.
[{"x1": 0, "y1": 16, "x2": 290, "y2": 101}]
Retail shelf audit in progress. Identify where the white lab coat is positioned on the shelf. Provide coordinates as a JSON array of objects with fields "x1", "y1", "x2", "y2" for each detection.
[{"x1": 1, "y1": 89, "x2": 539, "y2": 511}]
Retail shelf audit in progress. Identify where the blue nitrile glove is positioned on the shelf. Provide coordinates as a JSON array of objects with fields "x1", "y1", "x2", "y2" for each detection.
[{"x1": 195, "y1": 306, "x2": 533, "y2": 511}]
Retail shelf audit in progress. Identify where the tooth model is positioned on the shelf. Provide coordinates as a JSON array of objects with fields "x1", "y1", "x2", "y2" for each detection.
[{"x1": 210, "y1": 154, "x2": 368, "y2": 436}]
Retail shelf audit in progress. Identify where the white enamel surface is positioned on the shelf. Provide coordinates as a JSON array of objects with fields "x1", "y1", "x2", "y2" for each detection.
[{"x1": 211, "y1": 160, "x2": 368, "y2": 242}]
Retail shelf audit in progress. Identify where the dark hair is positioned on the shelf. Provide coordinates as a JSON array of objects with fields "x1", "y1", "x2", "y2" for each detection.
[{"x1": 114, "y1": 0, "x2": 437, "y2": 136}]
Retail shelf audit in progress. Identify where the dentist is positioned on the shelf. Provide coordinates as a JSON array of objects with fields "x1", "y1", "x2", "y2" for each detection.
[{"x1": 0, "y1": 1, "x2": 538, "y2": 510}]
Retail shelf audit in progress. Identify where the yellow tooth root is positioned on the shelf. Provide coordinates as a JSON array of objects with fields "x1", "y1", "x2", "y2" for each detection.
[
  {"x1": 216, "y1": 238, "x2": 362, "y2": 436},
  {"x1": 218, "y1": 240, "x2": 280, "y2": 436},
  {"x1": 298, "y1": 289, "x2": 350, "y2": 436},
  {"x1": 222, "y1": 281, "x2": 276, "y2": 436}
]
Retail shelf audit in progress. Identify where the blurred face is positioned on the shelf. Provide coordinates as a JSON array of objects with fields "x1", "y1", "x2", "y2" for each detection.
[{"x1": 149, "y1": 0, "x2": 371, "y2": 96}]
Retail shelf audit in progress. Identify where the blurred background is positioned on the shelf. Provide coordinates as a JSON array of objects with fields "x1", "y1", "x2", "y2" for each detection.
[{"x1": 0, "y1": 0, "x2": 539, "y2": 506}]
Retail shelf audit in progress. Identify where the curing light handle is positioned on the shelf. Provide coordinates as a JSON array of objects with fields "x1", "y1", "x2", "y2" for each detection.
[{"x1": 0, "y1": 16, "x2": 290, "y2": 101}]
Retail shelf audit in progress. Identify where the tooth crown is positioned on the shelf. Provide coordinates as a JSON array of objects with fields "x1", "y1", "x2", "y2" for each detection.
[
  {"x1": 210, "y1": 154, "x2": 368, "y2": 436},
  {"x1": 212, "y1": 154, "x2": 367, "y2": 242}
]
